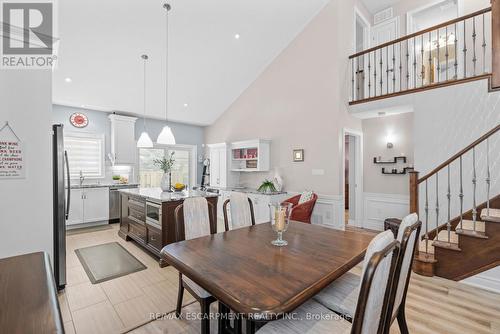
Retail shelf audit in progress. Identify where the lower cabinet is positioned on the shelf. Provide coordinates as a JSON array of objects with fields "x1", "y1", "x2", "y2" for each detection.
[
  {"x1": 67, "y1": 187, "x2": 109, "y2": 226},
  {"x1": 146, "y1": 224, "x2": 162, "y2": 252}
]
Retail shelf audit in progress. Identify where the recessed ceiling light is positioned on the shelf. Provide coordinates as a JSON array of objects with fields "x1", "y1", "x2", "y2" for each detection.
[
  {"x1": 183, "y1": 103, "x2": 188, "y2": 108},
  {"x1": 65, "y1": 77, "x2": 72, "y2": 83},
  {"x1": 234, "y1": 34, "x2": 240, "y2": 40}
]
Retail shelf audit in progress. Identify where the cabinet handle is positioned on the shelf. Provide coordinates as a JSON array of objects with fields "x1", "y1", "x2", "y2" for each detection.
[{"x1": 151, "y1": 235, "x2": 156, "y2": 241}]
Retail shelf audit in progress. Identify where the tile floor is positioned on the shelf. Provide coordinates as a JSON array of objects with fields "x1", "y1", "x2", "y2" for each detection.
[{"x1": 60, "y1": 224, "x2": 196, "y2": 334}]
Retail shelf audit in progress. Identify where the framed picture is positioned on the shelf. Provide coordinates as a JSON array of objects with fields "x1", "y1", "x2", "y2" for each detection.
[{"x1": 293, "y1": 149, "x2": 304, "y2": 162}]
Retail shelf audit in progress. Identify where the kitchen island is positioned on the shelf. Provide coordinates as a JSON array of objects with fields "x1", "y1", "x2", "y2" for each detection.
[{"x1": 118, "y1": 187, "x2": 219, "y2": 267}]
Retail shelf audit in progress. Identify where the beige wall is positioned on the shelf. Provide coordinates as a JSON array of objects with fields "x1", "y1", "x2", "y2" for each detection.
[
  {"x1": 362, "y1": 112, "x2": 414, "y2": 195},
  {"x1": 205, "y1": 0, "x2": 364, "y2": 196}
]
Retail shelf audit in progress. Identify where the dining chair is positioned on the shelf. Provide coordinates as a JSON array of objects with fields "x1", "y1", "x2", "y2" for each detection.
[
  {"x1": 174, "y1": 197, "x2": 216, "y2": 334},
  {"x1": 313, "y1": 213, "x2": 420, "y2": 334},
  {"x1": 257, "y1": 230, "x2": 400, "y2": 334},
  {"x1": 223, "y1": 192, "x2": 256, "y2": 231}
]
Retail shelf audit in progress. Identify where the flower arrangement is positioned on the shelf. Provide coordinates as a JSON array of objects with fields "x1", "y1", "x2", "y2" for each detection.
[{"x1": 153, "y1": 152, "x2": 175, "y2": 173}]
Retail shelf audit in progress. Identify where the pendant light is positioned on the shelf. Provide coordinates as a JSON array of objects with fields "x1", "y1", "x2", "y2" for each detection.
[
  {"x1": 137, "y1": 54, "x2": 154, "y2": 148},
  {"x1": 157, "y1": 3, "x2": 176, "y2": 145}
]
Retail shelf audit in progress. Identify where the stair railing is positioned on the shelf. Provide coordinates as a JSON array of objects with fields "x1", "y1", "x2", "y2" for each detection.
[
  {"x1": 349, "y1": 7, "x2": 493, "y2": 105},
  {"x1": 410, "y1": 124, "x2": 500, "y2": 252}
]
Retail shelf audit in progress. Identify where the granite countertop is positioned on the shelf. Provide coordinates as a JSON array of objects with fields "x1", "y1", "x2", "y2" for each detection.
[
  {"x1": 214, "y1": 187, "x2": 287, "y2": 196},
  {"x1": 70, "y1": 183, "x2": 139, "y2": 189},
  {"x1": 118, "y1": 187, "x2": 219, "y2": 203}
]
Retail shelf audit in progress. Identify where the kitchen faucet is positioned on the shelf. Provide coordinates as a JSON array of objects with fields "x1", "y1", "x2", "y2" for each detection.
[{"x1": 79, "y1": 170, "x2": 85, "y2": 187}]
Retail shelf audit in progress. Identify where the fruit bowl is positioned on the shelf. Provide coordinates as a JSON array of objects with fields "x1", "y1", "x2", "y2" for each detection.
[{"x1": 173, "y1": 183, "x2": 186, "y2": 192}]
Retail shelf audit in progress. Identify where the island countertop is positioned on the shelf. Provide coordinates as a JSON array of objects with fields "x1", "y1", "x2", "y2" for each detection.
[{"x1": 118, "y1": 187, "x2": 219, "y2": 203}]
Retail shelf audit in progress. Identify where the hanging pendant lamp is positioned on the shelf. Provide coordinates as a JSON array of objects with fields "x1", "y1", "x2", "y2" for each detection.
[
  {"x1": 137, "y1": 54, "x2": 154, "y2": 148},
  {"x1": 157, "y1": 3, "x2": 176, "y2": 145}
]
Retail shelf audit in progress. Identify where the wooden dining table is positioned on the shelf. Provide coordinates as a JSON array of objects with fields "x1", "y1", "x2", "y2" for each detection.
[{"x1": 161, "y1": 221, "x2": 374, "y2": 334}]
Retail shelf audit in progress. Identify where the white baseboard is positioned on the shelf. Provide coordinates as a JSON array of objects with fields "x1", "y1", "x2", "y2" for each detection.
[{"x1": 363, "y1": 192, "x2": 409, "y2": 231}]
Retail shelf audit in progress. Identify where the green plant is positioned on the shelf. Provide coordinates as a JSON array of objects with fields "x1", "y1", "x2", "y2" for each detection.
[
  {"x1": 258, "y1": 179, "x2": 277, "y2": 193},
  {"x1": 153, "y1": 152, "x2": 175, "y2": 173},
  {"x1": 112, "y1": 175, "x2": 121, "y2": 181}
]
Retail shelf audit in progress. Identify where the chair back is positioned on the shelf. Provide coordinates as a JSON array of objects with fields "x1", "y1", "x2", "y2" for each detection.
[
  {"x1": 351, "y1": 230, "x2": 400, "y2": 334},
  {"x1": 223, "y1": 192, "x2": 255, "y2": 231},
  {"x1": 389, "y1": 213, "x2": 421, "y2": 321},
  {"x1": 174, "y1": 197, "x2": 214, "y2": 241}
]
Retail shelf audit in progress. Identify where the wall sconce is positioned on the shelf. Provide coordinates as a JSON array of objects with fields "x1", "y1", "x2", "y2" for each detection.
[
  {"x1": 387, "y1": 142, "x2": 394, "y2": 149},
  {"x1": 386, "y1": 132, "x2": 395, "y2": 149}
]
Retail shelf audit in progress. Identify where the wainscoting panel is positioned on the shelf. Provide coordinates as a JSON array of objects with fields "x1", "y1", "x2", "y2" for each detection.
[
  {"x1": 310, "y1": 194, "x2": 344, "y2": 230},
  {"x1": 363, "y1": 192, "x2": 409, "y2": 231}
]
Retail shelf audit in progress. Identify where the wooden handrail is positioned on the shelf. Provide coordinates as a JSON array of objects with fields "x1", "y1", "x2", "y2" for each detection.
[
  {"x1": 349, "y1": 7, "x2": 492, "y2": 59},
  {"x1": 418, "y1": 124, "x2": 500, "y2": 183}
]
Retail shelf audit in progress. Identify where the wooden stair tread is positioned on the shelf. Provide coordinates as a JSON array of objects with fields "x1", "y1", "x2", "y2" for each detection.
[
  {"x1": 432, "y1": 239, "x2": 461, "y2": 251},
  {"x1": 415, "y1": 251, "x2": 437, "y2": 263},
  {"x1": 456, "y1": 219, "x2": 486, "y2": 232},
  {"x1": 419, "y1": 239, "x2": 434, "y2": 254},
  {"x1": 480, "y1": 208, "x2": 500, "y2": 223},
  {"x1": 436, "y1": 229, "x2": 459, "y2": 243},
  {"x1": 455, "y1": 228, "x2": 488, "y2": 239}
]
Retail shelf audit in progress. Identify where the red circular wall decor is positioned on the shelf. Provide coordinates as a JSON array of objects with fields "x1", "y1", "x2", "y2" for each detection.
[{"x1": 69, "y1": 113, "x2": 89, "y2": 128}]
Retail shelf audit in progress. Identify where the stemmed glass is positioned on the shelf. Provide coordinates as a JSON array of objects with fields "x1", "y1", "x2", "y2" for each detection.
[{"x1": 269, "y1": 202, "x2": 293, "y2": 246}]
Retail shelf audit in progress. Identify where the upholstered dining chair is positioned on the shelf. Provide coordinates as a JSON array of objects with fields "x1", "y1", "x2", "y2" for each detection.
[
  {"x1": 257, "y1": 230, "x2": 401, "y2": 334},
  {"x1": 282, "y1": 192, "x2": 318, "y2": 224},
  {"x1": 174, "y1": 197, "x2": 216, "y2": 334},
  {"x1": 223, "y1": 192, "x2": 256, "y2": 231},
  {"x1": 313, "y1": 213, "x2": 420, "y2": 334}
]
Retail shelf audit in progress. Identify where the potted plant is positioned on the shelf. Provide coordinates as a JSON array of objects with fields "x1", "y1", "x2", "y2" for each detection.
[
  {"x1": 154, "y1": 152, "x2": 175, "y2": 192},
  {"x1": 257, "y1": 179, "x2": 277, "y2": 193}
]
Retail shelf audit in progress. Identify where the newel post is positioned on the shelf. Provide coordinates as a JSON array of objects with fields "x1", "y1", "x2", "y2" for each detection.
[
  {"x1": 492, "y1": 0, "x2": 500, "y2": 89},
  {"x1": 409, "y1": 171, "x2": 419, "y2": 214}
]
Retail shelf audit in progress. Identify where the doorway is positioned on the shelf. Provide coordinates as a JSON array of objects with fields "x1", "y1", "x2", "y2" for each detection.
[{"x1": 342, "y1": 129, "x2": 363, "y2": 227}]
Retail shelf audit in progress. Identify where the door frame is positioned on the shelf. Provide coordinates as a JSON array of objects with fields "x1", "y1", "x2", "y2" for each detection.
[
  {"x1": 406, "y1": 0, "x2": 462, "y2": 34},
  {"x1": 371, "y1": 16, "x2": 400, "y2": 47},
  {"x1": 341, "y1": 128, "x2": 364, "y2": 228},
  {"x1": 354, "y1": 6, "x2": 371, "y2": 52}
]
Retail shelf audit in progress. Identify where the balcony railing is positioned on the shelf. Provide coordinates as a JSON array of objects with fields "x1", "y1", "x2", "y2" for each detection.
[{"x1": 349, "y1": 8, "x2": 493, "y2": 105}]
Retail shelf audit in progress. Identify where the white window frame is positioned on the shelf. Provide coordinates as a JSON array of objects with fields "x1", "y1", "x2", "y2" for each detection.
[
  {"x1": 137, "y1": 144, "x2": 197, "y2": 188},
  {"x1": 65, "y1": 132, "x2": 105, "y2": 179}
]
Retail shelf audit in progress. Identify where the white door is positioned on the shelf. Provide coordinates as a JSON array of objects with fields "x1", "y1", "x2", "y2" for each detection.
[
  {"x1": 83, "y1": 188, "x2": 110, "y2": 223},
  {"x1": 67, "y1": 189, "x2": 84, "y2": 226},
  {"x1": 371, "y1": 17, "x2": 399, "y2": 94}
]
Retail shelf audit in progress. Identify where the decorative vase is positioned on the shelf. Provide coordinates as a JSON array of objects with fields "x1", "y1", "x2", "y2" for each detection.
[
  {"x1": 160, "y1": 172, "x2": 172, "y2": 192},
  {"x1": 269, "y1": 202, "x2": 293, "y2": 247},
  {"x1": 273, "y1": 167, "x2": 283, "y2": 192}
]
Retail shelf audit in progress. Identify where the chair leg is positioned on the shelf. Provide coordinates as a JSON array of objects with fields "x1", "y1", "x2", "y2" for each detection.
[
  {"x1": 200, "y1": 299, "x2": 211, "y2": 334},
  {"x1": 245, "y1": 319, "x2": 256, "y2": 334},
  {"x1": 218, "y1": 301, "x2": 228, "y2": 334},
  {"x1": 176, "y1": 274, "x2": 184, "y2": 318},
  {"x1": 397, "y1": 307, "x2": 409, "y2": 334}
]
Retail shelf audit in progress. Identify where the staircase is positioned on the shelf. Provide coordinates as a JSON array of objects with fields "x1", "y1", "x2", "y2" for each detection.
[{"x1": 411, "y1": 124, "x2": 500, "y2": 280}]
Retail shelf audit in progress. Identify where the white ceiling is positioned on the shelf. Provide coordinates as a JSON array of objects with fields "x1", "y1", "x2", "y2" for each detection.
[
  {"x1": 53, "y1": 0, "x2": 329, "y2": 126},
  {"x1": 361, "y1": 0, "x2": 400, "y2": 14}
]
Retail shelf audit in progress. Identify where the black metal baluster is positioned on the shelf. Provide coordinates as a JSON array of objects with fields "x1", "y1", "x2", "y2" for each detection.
[
  {"x1": 459, "y1": 155, "x2": 464, "y2": 230},
  {"x1": 414, "y1": 37, "x2": 417, "y2": 88},
  {"x1": 421, "y1": 35, "x2": 425, "y2": 86},
  {"x1": 429, "y1": 32, "x2": 433, "y2": 84},
  {"x1": 356, "y1": 57, "x2": 360, "y2": 100},
  {"x1": 482, "y1": 13, "x2": 487, "y2": 73},
  {"x1": 486, "y1": 138, "x2": 490, "y2": 216},
  {"x1": 445, "y1": 26, "x2": 449, "y2": 81},
  {"x1": 454, "y1": 23, "x2": 458, "y2": 79},
  {"x1": 425, "y1": 179, "x2": 429, "y2": 252},
  {"x1": 447, "y1": 164, "x2": 451, "y2": 243},
  {"x1": 374, "y1": 51, "x2": 378, "y2": 97},
  {"x1": 406, "y1": 39, "x2": 410, "y2": 90},
  {"x1": 386, "y1": 46, "x2": 389, "y2": 94},
  {"x1": 437, "y1": 28, "x2": 441, "y2": 83},
  {"x1": 463, "y1": 19, "x2": 467, "y2": 78},
  {"x1": 393, "y1": 43, "x2": 396, "y2": 93},
  {"x1": 472, "y1": 16, "x2": 477, "y2": 76},
  {"x1": 380, "y1": 48, "x2": 383, "y2": 94},
  {"x1": 351, "y1": 58, "x2": 354, "y2": 101},
  {"x1": 472, "y1": 146, "x2": 477, "y2": 232},
  {"x1": 368, "y1": 52, "x2": 372, "y2": 98}
]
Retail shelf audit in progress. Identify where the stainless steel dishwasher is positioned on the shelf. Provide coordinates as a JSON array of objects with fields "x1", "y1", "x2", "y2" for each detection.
[{"x1": 109, "y1": 184, "x2": 139, "y2": 222}]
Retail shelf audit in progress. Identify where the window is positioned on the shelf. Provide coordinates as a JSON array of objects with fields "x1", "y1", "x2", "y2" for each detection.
[
  {"x1": 65, "y1": 133, "x2": 105, "y2": 179},
  {"x1": 138, "y1": 145, "x2": 195, "y2": 188}
]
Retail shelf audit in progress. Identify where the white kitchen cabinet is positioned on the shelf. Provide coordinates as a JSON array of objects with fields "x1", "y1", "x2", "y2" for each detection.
[
  {"x1": 230, "y1": 139, "x2": 271, "y2": 172},
  {"x1": 67, "y1": 189, "x2": 84, "y2": 226},
  {"x1": 66, "y1": 187, "x2": 109, "y2": 226},
  {"x1": 84, "y1": 188, "x2": 109, "y2": 223},
  {"x1": 109, "y1": 114, "x2": 137, "y2": 165}
]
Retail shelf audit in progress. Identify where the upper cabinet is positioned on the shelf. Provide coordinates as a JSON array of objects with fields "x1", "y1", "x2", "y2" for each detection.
[
  {"x1": 109, "y1": 114, "x2": 137, "y2": 165},
  {"x1": 230, "y1": 139, "x2": 270, "y2": 172}
]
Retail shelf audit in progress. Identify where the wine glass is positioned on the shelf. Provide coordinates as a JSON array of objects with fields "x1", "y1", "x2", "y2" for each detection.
[{"x1": 269, "y1": 202, "x2": 293, "y2": 246}]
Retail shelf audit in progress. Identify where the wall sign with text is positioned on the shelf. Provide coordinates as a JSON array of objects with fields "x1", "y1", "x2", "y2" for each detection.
[{"x1": 0, "y1": 122, "x2": 26, "y2": 179}]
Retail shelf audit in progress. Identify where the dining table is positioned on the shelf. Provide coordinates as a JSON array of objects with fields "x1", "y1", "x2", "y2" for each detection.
[{"x1": 161, "y1": 221, "x2": 374, "y2": 334}]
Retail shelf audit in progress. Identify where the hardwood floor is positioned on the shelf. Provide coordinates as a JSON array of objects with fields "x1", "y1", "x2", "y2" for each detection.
[{"x1": 64, "y1": 224, "x2": 500, "y2": 334}]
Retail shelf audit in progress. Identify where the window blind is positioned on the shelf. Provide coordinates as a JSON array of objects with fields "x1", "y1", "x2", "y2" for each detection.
[{"x1": 65, "y1": 135, "x2": 104, "y2": 179}]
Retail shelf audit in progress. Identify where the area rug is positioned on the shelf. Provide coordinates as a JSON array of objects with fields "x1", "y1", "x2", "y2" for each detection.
[{"x1": 75, "y1": 242, "x2": 146, "y2": 284}]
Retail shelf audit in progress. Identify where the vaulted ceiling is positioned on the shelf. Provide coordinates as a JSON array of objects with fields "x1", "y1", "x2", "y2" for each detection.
[{"x1": 53, "y1": 0, "x2": 329, "y2": 125}]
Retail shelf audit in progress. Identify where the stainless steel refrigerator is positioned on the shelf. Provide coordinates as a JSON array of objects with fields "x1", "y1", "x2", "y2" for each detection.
[{"x1": 53, "y1": 124, "x2": 70, "y2": 290}]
